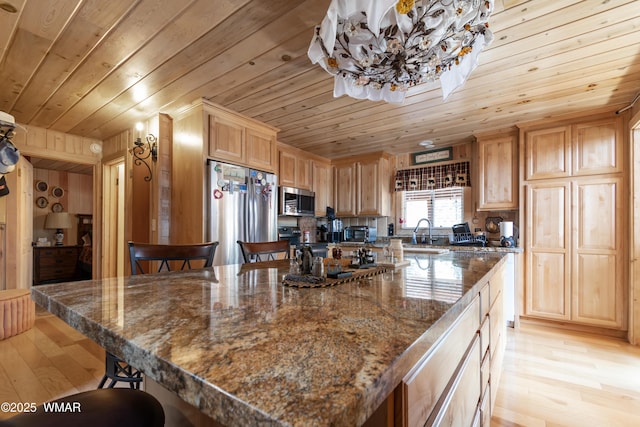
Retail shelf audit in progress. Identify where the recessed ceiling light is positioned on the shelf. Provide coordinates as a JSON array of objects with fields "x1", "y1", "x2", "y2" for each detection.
[
  {"x1": 0, "y1": 2, "x2": 17, "y2": 13},
  {"x1": 419, "y1": 140, "x2": 434, "y2": 147}
]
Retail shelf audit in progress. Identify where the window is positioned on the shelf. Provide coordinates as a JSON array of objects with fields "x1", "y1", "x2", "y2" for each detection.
[{"x1": 401, "y1": 187, "x2": 464, "y2": 229}]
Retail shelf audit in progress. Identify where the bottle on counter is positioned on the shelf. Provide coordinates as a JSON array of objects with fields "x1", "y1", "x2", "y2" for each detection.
[
  {"x1": 312, "y1": 256, "x2": 324, "y2": 278},
  {"x1": 303, "y1": 230, "x2": 310, "y2": 243},
  {"x1": 301, "y1": 245, "x2": 313, "y2": 274},
  {"x1": 389, "y1": 238, "x2": 403, "y2": 263}
]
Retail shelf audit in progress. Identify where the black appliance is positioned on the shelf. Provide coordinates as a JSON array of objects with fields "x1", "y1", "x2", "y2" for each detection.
[
  {"x1": 279, "y1": 186, "x2": 315, "y2": 217},
  {"x1": 328, "y1": 218, "x2": 343, "y2": 243},
  {"x1": 450, "y1": 222, "x2": 487, "y2": 247},
  {"x1": 343, "y1": 226, "x2": 377, "y2": 243},
  {"x1": 278, "y1": 226, "x2": 301, "y2": 246}
]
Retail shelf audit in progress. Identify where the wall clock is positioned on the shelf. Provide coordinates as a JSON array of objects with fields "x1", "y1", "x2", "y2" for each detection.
[{"x1": 36, "y1": 197, "x2": 49, "y2": 208}]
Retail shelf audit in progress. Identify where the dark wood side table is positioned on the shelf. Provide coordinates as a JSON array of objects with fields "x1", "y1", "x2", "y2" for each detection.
[{"x1": 33, "y1": 245, "x2": 81, "y2": 285}]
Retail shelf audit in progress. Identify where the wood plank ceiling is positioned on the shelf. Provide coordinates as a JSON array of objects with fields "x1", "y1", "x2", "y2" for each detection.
[{"x1": 0, "y1": 0, "x2": 638, "y2": 162}]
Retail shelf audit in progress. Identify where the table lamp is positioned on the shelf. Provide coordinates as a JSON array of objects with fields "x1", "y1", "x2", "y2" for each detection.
[{"x1": 45, "y1": 212, "x2": 72, "y2": 246}]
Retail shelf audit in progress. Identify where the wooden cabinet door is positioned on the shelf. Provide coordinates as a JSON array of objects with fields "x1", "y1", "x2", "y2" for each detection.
[
  {"x1": 312, "y1": 161, "x2": 332, "y2": 216},
  {"x1": 295, "y1": 157, "x2": 312, "y2": 190},
  {"x1": 572, "y1": 118, "x2": 622, "y2": 176},
  {"x1": 208, "y1": 115, "x2": 244, "y2": 164},
  {"x1": 525, "y1": 182, "x2": 571, "y2": 320},
  {"x1": 279, "y1": 150, "x2": 296, "y2": 187},
  {"x1": 477, "y1": 134, "x2": 518, "y2": 210},
  {"x1": 333, "y1": 162, "x2": 356, "y2": 216},
  {"x1": 357, "y1": 160, "x2": 380, "y2": 215},
  {"x1": 572, "y1": 177, "x2": 625, "y2": 329},
  {"x1": 525, "y1": 126, "x2": 571, "y2": 180},
  {"x1": 245, "y1": 127, "x2": 276, "y2": 173}
]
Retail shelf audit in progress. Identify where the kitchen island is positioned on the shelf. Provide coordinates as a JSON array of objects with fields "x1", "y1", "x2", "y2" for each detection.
[{"x1": 31, "y1": 251, "x2": 508, "y2": 426}]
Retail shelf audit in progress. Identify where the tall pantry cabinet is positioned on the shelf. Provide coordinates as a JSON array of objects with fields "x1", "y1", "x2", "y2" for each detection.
[{"x1": 521, "y1": 115, "x2": 626, "y2": 331}]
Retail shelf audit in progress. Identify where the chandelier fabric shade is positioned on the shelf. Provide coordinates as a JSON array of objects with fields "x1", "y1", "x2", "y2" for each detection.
[{"x1": 308, "y1": 0, "x2": 494, "y2": 103}]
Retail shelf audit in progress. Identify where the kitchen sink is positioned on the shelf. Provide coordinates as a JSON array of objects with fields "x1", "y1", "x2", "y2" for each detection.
[{"x1": 402, "y1": 245, "x2": 450, "y2": 254}]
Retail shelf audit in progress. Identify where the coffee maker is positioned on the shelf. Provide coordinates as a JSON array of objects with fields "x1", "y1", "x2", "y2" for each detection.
[{"x1": 326, "y1": 207, "x2": 343, "y2": 243}]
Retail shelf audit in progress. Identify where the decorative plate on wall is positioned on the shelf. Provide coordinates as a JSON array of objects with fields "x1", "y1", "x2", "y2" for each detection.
[
  {"x1": 51, "y1": 186, "x2": 64, "y2": 198},
  {"x1": 51, "y1": 202, "x2": 63, "y2": 213},
  {"x1": 36, "y1": 197, "x2": 49, "y2": 209},
  {"x1": 35, "y1": 180, "x2": 48, "y2": 192}
]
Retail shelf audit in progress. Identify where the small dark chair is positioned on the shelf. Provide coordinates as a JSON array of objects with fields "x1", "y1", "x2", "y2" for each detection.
[
  {"x1": 0, "y1": 389, "x2": 164, "y2": 427},
  {"x1": 98, "y1": 241, "x2": 218, "y2": 390},
  {"x1": 237, "y1": 240, "x2": 291, "y2": 263},
  {"x1": 128, "y1": 241, "x2": 219, "y2": 274}
]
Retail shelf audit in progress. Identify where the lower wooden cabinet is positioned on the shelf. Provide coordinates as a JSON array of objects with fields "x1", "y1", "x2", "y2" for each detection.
[
  {"x1": 33, "y1": 246, "x2": 80, "y2": 285},
  {"x1": 400, "y1": 262, "x2": 506, "y2": 427}
]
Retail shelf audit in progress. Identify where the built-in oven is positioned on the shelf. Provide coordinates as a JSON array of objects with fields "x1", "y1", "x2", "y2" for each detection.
[{"x1": 280, "y1": 186, "x2": 315, "y2": 216}]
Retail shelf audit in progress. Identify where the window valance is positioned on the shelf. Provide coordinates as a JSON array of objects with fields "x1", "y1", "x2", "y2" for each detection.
[{"x1": 394, "y1": 161, "x2": 471, "y2": 191}]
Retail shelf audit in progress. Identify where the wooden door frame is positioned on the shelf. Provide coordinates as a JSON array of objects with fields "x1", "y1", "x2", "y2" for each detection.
[
  {"x1": 101, "y1": 157, "x2": 126, "y2": 279},
  {"x1": 630, "y1": 110, "x2": 640, "y2": 345}
]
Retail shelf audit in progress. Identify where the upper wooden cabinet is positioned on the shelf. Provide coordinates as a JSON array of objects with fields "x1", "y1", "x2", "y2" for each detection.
[
  {"x1": 277, "y1": 142, "x2": 332, "y2": 215},
  {"x1": 332, "y1": 152, "x2": 391, "y2": 217},
  {"x1": 572, "y1": 118, "x2": 623, "y2": 176},
  {"x1": 475, "y1": 129, "x2": 518, "y2": 210},
  {"x1": 524, "y1": 116, "x2": 623, "y2": 180},
  {"x1": 207, "y1": 102, "x2": 278, "y2": 173},
  {"x1": 333, "y1": 160, "x2": 357, "y2": 216},
  {"x1": 524, "y1": 126, "x2": 571, "y2": 180},
  {"x1": 312, "y1": 160, "x2": 332, "y2": 217},
  {"x1": 278, "y1": 145, "x2": 311, "y2": 191}
]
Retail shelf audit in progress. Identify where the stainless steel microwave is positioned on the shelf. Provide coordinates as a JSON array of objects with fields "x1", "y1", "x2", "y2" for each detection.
[{"x1": 280, "y1": 186, "x2": 315, "y2": 217}]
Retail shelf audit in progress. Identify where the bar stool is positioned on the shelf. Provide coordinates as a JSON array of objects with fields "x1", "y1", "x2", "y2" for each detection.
[
  {"x1": 237, "y1": 240, "x2": 290, "y2": 263},
  {"x1": 98, "y1": 241, "x2": 218, "y2": 390}
]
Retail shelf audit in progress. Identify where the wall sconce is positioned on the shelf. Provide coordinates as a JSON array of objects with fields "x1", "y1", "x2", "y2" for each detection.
[{"x1": 132, "y1": 123, "x2": 157, "y2": 182}]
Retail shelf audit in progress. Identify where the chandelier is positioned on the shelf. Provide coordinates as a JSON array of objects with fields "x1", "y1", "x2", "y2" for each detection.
[{"x1": 308, "y1": 0, "x2": 494, "y2": 103}]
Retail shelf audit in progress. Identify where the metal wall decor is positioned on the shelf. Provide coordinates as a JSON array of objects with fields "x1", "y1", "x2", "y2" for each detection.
[{"x1": 131, "y1": 133, "x2": 158, "y2": 182}]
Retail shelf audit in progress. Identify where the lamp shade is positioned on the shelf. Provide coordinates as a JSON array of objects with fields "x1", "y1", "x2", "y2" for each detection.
[{"x1": 44, "y1": 212, "x2": 72, "y2": 230}]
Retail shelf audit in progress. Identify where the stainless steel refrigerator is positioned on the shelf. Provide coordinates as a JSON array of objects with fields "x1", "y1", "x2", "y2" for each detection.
[{"x1": 206, "y1": 160, "x2": 278, "y2": 266}]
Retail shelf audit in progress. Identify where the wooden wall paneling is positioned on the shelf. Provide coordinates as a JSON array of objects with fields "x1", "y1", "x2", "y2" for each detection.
[
  {"x1": 172, "y1": 105, "x2": 206, "y2": 244},
  {"x1": 4, "y1": 156, "x2": 33, "y2": 289},
  {"x1": 156, "y1": 113, "x2": 173, "y2": 245},
  {"x1": 631, "y1": 116, "x2": 640, "y2": 345}
]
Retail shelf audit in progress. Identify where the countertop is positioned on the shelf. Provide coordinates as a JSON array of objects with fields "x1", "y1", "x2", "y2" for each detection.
[
  {"x1": 338, "y1": 241, "x2": 524, "y2": 253},
  {"x1": 31, "y1": 251, "x2": 507, "y2": 426}
]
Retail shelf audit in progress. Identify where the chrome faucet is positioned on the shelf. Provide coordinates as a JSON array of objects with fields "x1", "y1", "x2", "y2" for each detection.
[{"x1": 412, "y1": 218, "x2": 433, "y2": 245}]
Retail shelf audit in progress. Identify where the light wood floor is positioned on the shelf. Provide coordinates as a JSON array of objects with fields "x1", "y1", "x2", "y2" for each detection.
[
  {"x1": 0, "y1": 306, "x2": 105, "y2": 421},
  {"x1": 1, "y1": 307, "x2": 640, "y2": 425},
  {"x1": 492, "y1": 324, "x2": 640, "y2": 427}
]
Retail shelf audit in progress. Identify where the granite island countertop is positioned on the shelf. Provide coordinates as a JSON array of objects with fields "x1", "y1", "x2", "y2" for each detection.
[{"x1": 31, "y1": 251, "x2": 506, "y2": 426}]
